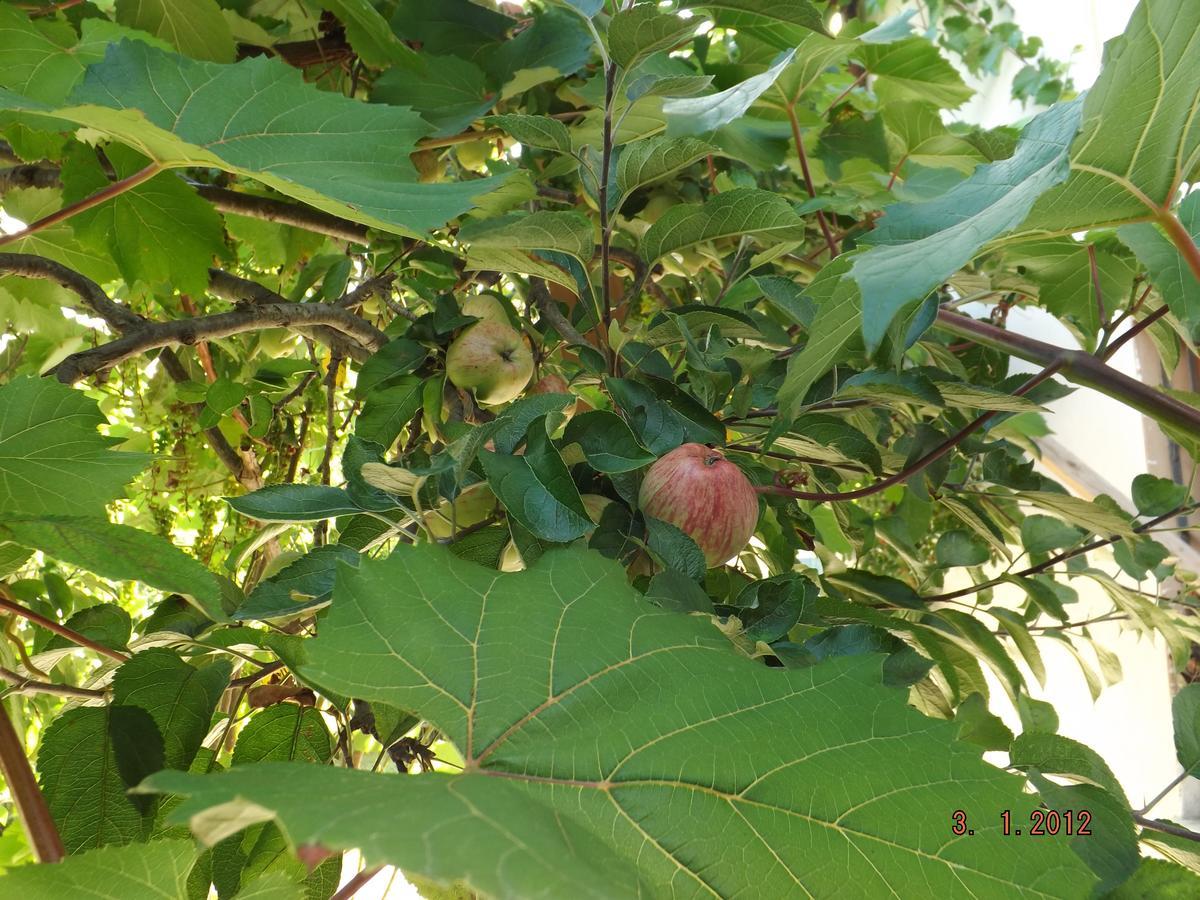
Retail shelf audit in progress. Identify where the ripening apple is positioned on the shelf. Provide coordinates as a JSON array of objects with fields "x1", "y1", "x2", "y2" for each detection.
[
  {"x1": 446, "y1": 320, "x2": 533, "y2": 405},
  {"x1": 638, "y1": 443, "x2": 759, "y2": 567},
  {"x1": 461, "y1": 294, "x2": 511, "y2": 327},
  {"x1": 423, "y1": 483, "x2": 497, "y2": 539}
]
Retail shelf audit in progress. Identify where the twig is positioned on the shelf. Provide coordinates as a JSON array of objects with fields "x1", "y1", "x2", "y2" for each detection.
[
  {"x1": 757, "y1": 364, "x2": 1062, "y2": 502},
  {"x1": 784, "y1": 103, "x2": 838, "y2": 258},
  {"x1": 0, "y1": 703, "x2": 64, "y2": 863},
  {"x1": 0, "y1": 163, "x2": 161, "y2": 248},
  {"x1": 925, "y1": 503, "x2": 1196, "y2": 603},
  {"x1": 1134, "y1": 814, "x2": 1200, "y2": 845},
  {"x1": 331, "y1": 866, "x2": 384, "y2": 900},
  {"x1": 599, "y1": 59, "x2": 618, "y2": 372},
  {"x1": 1139, "y1": 769, "x2": 1193, "y2": 816},
  {"x1": 0, "y1": 665, "x2": 109, "y2": 700},
  {"x1": 0, "y1": 587, "x2": 129, "y2": 664},
  {"x1": 194, "y1": 185, "x2": 370, "y2": 244}
]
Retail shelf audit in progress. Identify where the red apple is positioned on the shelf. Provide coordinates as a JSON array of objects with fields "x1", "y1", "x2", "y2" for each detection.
[{"x1": 638, "y1": 443, "x2": 759, "y2": 567}]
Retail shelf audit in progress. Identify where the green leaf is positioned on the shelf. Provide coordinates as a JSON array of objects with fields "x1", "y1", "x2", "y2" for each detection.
[
  {"x1": 354, "y1": 339, "x2": 428, "y2": 398},
  {"x1": 1007, "y1": 236, "x2": 1137, "y2": 341},
  {"x1": 696, "y1": 0, "x2": 826, "y2": 49},
  {"x1": 1172, "y1": 683, "x2": 1200, "y2": 774},
  {"x1": 1022, "y1": 0, "x2": 1200, "y2": 234},
  {"x1": 857, "y1": 37, "x2": 972, "y2": 108},
  {"x1": 609, "y1": 6, "x2": 697, "y2": 72},
  {"x1": 1013, "y1": 490, "x2": 1135, "y2": 538},
  {"x1": 62, "y1": 145, "x2": 223, "y2": 294},
  {"x1": 35, "y1": 604, "x2": 131, "y2": 663},
  {"x1": 663, "y1": 49, "x2": 796, "y2": 137},
  {"x1": 0, "y1": 41, "x2": 506, "y2": 236},
  {"x1": 38, "y1": 706, "x2": 160, "y2": 852},
  {"x1": 317, "y1": 0, "x2": 421, "y2": 68},
  {"x1": 356, "y1": 377, "x2": 423, "y2": 448},
  {"x1": 1010, "y1": 732, "x2": 1128, "y2": 803},
  {"x1": 484, "y1": 114, "x2": 572, "y2": 153},
  {"x1": 0, "y1": 839, "x2": 198, "y2": 898},
  {"x1": 0, "y1": 4, "x2": 84, "y2": 104},
  {"x1": 776, "y1": 258, "x2": 863, "y2": 418},
  {"x1": 935, "y1": 529, "x2": 990, "y2": 567},
  {"x1": 461, "y1": 211, "x2": 594, "y2": 266},
  {"x1": 1131, "y1": 474, "x2": 1191, "y2": 518},
  {"x1": 372, "y1": 54, "x2": 492, "y2": 137},
  {"x1": 562, "y1": 410, "x2": 656, "y2": 473},
  {"x1": 146, "y1": 544, "x2": 1093, "y2": 897},
  {"x1": 1029, "y1": 776, "x2": 1137, "y2": 894},
  {"x1": 1119, "y1": 193, "x2": 1200, "y2": 343},
  {"x1": 480, "y1": 416, "x2": 593, "y2": 542},
  {"x1": 0, "y1": 376, "x2": 149, "y2": 517},
  {"x1": 113, "y1": 0, "x2": 235, "y2": 62},
  {"x1": 233, "y1": 705, "x2": 333, "y2": 766},
  {"x1": 852, "y1": 98, "x2": 1083, "y2": 352},
  {"x1": 113, "y1": 649, "x2": 232, "y2": 771},
  {"x1": 1109, "y1": 859, "x2": 1200, "y2": 899},
  {"x1": 0, "y1": 516, "x2": 224, "y2": 621},
  {"x1": 1019, "y1": 515, "x2": 1085, "y2": 554},
  {"x1": 625, "y1": 73, "x2": 714, "y2": 102},
  {"x1": 488, "y1": 7, "x2": 594, "y2": 99},
  {"x1": 605, "y1": 376, "x2": 724, "y2": 454},
  {"x1": 227, "y1": 485, "x2": 362, "y2": 522},
  {"x1": 615, "y1": 135, "x2": 717, "y2": 204},
  {"x1": 883, "y1": 102, "x2": 984, "y2": 174},
  {"x1": 237, "y1": 545, "x2": 360, "y2": 622},
  {"x1": 640, "y1": 187, "x2": 807, "y2": 262},
  {"x1": 643, "y1": 515, "x2": 706, "y2": 579},
  {"x1": 232, "y1": 871, "x2": 307, "y2": 900}
]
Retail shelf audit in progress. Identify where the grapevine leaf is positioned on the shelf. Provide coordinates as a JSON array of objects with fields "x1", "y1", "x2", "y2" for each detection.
[
  {"x1": 0, "y1": 41, "x2": 507, "y2": 235},
  {"x1": 0, "y1": 840, "x2": 198, "y2": 898},
  {"x1": 0, "y1": 376, "x2": 149, "y2": 517},
  {"x1": 146, "y1": 545, "x2": 1094, "y2": 898}
]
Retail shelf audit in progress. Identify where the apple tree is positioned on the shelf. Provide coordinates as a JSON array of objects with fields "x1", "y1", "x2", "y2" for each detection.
[{"x1": 0, "y1": 0, "x2": 1199, "y2": 896}]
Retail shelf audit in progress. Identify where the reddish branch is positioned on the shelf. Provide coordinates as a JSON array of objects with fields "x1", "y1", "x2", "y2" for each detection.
[
  {"x1": 756, "y1": 364, "x2": 1062, "y2": 503},
  {"x1": 0, "y1": 588, "x2": 129, "y2": 663},
  {"x1": 0, "y1": 704, "x2": 64, "y2": 863},
  {"x1": 926, "y1": 502, "x2": 1196, "y2": 603}
]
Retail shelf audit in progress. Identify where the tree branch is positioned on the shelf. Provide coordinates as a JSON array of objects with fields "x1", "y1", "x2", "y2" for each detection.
[
  {"x1": 528, "y1": 278, "x2": 592, "y2": 348},
  {"x1": 53, "y1": 302, "x2": 386, "y2": 383},
  {"x1": 0, "y1": 252, "x2": 257, "y2": 485},
  {"x1": 0, "y1": 703, "x2": 64, "y2": 863},
  {"x1": 934, "y1": 309, "x2": 1200, "y2": 441},
  {"x1": 0, "y1": 665, "x2": 109, "y2": 700},
  {"x1": 194, "y1": 184, "x2": 371, "y2": 244}
]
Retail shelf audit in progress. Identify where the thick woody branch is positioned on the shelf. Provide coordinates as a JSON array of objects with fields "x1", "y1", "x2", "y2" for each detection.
[
  {"x1": 54, "y1": 302, "x2": 387, "y2": 383},
  {"x1": 195, "y1": 184, "x2": 371, "y2": 244},
  {"x1": 528, "y1": 277, "x2": 592, "y2": 348},
  {"x1": 0, "y1": 704, "x2": 64, "y2": 863},
  {"x1": 934, "y1": 309, "x2": 1200, "y2": 441}
]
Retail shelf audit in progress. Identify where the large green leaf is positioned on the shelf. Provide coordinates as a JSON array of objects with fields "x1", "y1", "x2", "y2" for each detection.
[
  {"x1": 640, "y1": 187, "x2": 808, "y2": 261},
  {"x1": 0, "y1": 376, "x2": 148, "y2": 517},
  {"x1": 113, "y1": 0, "x2": 233, "y2": 62},
  {"x1": 0, "y1": 41, "x2": 505, "y2": 236},
  {"x1": 0, "y1": 839, "x2": 198, "y2": 898},
  {"x1": 39, "y1": 705, "x2": 161, "y2": 852},
  {"x1": 372, "y1": 54, "x2": 493, "y2": 137},
  {"x1": 113, "y1": 649, "x2": 232, "y2": 771},
  {"x1": 0, "y1": 516, "x2": 224, "y2": 620},
  {"x1": 609, "y1": 6, "x2": 697, "y2": 72},
  {"x1": 1020, "y1": 0, "x2": 1200, "y2": 234},
  {"x1": 857, "y1": 37, "x2": 973, "y2": 109},
  {"x1": 615, "y1": 135, "x2": 718, "y2": 205},
  {"x1": 852, "y1": 97, "x2": 1083, "y2": 352},
  {"x1": 60, "y1": 144, "x2": 226, "y2": 296},
  {"x1": 147, "y1": 545, "x2": 1093, "y2": 898},
  {"x1": 0, "y1": 4, "x2": 83, "y2": 104}
]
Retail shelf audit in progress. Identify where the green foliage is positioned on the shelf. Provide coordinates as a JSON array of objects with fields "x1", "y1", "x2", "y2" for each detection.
[{"x1": 0, "y1": 0, "x2": 1198, "y2": 895}]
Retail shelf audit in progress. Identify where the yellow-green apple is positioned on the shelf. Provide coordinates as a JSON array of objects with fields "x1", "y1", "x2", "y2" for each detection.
[
  {"x1": 446, "y1": 320, "x2": 533, "y2": 405},
  {"x1": 461, "y1": 294, "x2": 510, "y2": 326},
  {"x1": 638, "y1": 443, "x2": 758, "y2": 567}
]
